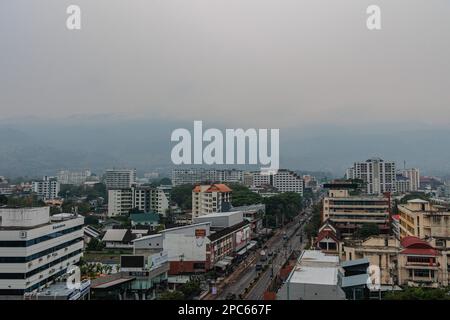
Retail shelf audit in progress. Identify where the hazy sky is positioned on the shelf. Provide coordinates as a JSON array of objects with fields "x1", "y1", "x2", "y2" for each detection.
[{"x1": 1, "y1": 0, "x2": 450, "y2": 128}]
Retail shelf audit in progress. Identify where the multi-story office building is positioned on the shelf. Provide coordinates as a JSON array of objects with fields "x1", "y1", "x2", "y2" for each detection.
[
  {"x1": 346, "y1": 158, "x2": 396, "y2": 195},
  {"x1": 401, "y1": 168, "x2": 420, "y2": 192},
  {"x1": 0, "y1": 207, "x2": 84, "y2": 299},
  {"x1": 322, "y1": 185, "x2": 390, "y2": 236},
  {"x1": 108, "y1": 186, "x2": 170, "y2": 217},
  {"x1": 250, "y1": 169, "x2": 303, "y2": 195},
  {"x1": 105, "y1": 169, "x2": 136, "y2": 189},
  {"x1": 192, "y1": 184, "x2": 232, "y2": 218},
  {"x1": 56, "y1": 170, "x2": 91, "y2": 185},
  {"x1": 397, "y1": 199, "x2": 450, "y2": 240},
  {"x1": 32, "y1": 176, "x2": 60, "y2": 200},
  {"x1": 171, "y1": 169, "x2": 244, "y2": 186}
]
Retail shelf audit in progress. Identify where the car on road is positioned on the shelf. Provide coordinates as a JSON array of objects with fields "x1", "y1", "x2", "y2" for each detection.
[
  {"x1": 255, "y1": 263, "x2": 263, "y2": 271},
  {"x1": 268, "y1": 251, "x2": 273, "y2": 257},
  {"x1": 225, "y1": 293, "x2": 237, "y2": 300}
]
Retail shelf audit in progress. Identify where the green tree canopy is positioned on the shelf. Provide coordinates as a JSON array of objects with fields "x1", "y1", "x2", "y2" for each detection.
[
  {"x1": 355, "y1": 223, "x2": 380, "y2": 239},
  {"x1": 384, "y1": 287, "x2": 450, "y2": 300},
  {"x1": 159, "y1": 290, "x2": 185, "y2": 300},
  {"x1": 170, "y1": 184, "x2": 193, "y2": 210},
  {"x1": 228, "y1": 183, "x2": 262, "y2": 207},
  {"x1": 263, "y1": 192, "x2": 303, "y2": 226}
]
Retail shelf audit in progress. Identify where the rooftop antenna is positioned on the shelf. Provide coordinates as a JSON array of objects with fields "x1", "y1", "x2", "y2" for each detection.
[{"x1": 404, "y1": 160, "x2": 406, "y2": 170}]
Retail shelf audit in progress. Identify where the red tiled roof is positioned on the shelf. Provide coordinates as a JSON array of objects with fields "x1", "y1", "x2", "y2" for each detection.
[
  {"x1": 400, "y1": 236, "x2": 438, "y2": 256},
  {"x1": 193, "y1": 184, "x2": 232, "y2": 193},
  {"x1": 207, "y1": 184, "x2": 232, "y2": 193}
]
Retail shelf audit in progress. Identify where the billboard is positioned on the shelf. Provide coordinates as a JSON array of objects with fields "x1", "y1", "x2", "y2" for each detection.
[
  {"x1": 235, "y1": 226, "x2": 251, "y2": 249},
  {"x1": 120, "y1": 255, "x2": 145, "y2": 269}
]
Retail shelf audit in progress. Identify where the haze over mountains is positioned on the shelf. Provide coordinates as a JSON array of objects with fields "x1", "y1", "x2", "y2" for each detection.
[{"x1": 1, "y1": 115, "x2": 449, "y2": 178}]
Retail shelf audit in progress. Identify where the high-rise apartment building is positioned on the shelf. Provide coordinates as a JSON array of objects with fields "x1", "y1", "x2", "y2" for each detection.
[
  {"x1": 346, "y1": 158, "x2": 396, "y2": 195},
  {"x1": 32, "y1": 176, "x2": 60, "y2": 200},
  {"x1": 105, "y1": 169, "x2": 136, "y2": 189},
  {"x1": 108, "y1": 186, "x2": 170, "y2": 217},
  {"x1": 108, "y1": 189, "x2": 134, "y2": 217},
  {"x1": 401, "y1": 168, "x2": 420, "y2": 192},
  {"x1": 192, "y1": 184, "x2": 232, "y2": 218},
  {"x1": 0, "y1": 207, "x2": 84, "y2": 299}
]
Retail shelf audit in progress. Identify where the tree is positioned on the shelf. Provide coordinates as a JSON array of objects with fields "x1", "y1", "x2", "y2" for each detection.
[
  {"x1": 0, "y1": 195, "x2": 8, "y2": 205},
  {"x1": 86, "y1": 238, "x2": 105, "y2": 251},
  {"x1": 6, "y1": 195, "x2": 45, "y2": 207},
  {"x1": 304, "y1": 203, "x2": 322, "y2": 239},
  {"x1": 355, "y1": 223, "x2": 380, "y2": 239},
  {"x1": 179, "y1": 280, "x2": 202, "y2": 299},
  {"x1": 84, "y1": 215, "x2": 99, "y2": 226},
  {"x1": 171, "y1": 184, "x2": 193, "y2": 210},
  {"x1": 159, "y1": 290, "x2": 185, "y2": 300},
  {"x1": 384, "y1": 287, "x2": 450, "y2": 300},
  {"x1": 263, "y1": 192, "x2": 302, "y2": 227},
  {"x1": 399, "y1": 192, "x2": 430, "y2": 204},
  {"x1": 228, "y1": 183, "x2": 263, "y2": 207}
]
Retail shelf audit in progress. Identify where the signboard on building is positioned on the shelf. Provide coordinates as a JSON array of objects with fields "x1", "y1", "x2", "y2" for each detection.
[
  {"x1": 235, "y1": 226, "x2": 251, "y2": 248},
  {"x1": 121, "y1": 255, "x2": 145, "y2": 269},
  {"x1": 195, "y1": 229, "x2": 206, "y2": 237}
]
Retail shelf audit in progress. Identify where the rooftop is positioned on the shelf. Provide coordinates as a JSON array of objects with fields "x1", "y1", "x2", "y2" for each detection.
[
  {"x1": 289, "y1": 266, "x2": 338, "y2": 285},
  {"x1": 286, "y1": 250, "x2": 341, "y2": 286},
  {"x1": 195, "y1": 211, "x2": 242, "y2": 219},
  {"x1": 407, "y1": 199, "x2": 429, "y2": 204}
]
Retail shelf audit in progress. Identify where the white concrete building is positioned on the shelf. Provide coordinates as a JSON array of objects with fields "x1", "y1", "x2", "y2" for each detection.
[
  {"x1": 56, "y1": 170, "x2": 91, "y2": 185},
  {"x1": 192, "y1": 211, "x2": 243, "y2": 229},
  {"x1": 108, "y1": 189, "x2": 133, "y2": 217},
  {"x1": 192, "y1": 184, "x2": 232, "y2": 218},
  {"x1": 108, "y1": 186, "x2": 170, "y2": 217},
  {"x1": 395, "y1": 174, "x2": 411, "y2": 194},
  {"x1": 171, "y1": 169, "x2": 244, "y2": 186},
  {"x1": 0, "y1": 207, "x2": 84, "y2": 299},
  {"x1": 277, "y1": 250, "x2": 346, "y2": 300},
  {"x1": 105, "y1": 169, "x2": 136, "y2": 189},
  {"x1": 32, "y1": 176, "x2": 60, "y2": 200},
  {"x1": 346, "y1": 158, "x2": 396, "y2": 195},
  {"x1": 250, "y1": 169, "x2": 303, "y2": 195},
  {"x1": 401, "y1": 168, "x2": 420, "y2": 192}
]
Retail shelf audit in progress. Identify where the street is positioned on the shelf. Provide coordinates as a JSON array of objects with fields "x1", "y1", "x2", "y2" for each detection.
[{"x1": 210, "y1": 207, "x2": 313, "y2": 300}]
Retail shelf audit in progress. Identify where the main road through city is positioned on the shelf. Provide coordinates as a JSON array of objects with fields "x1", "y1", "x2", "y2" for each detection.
[{"x1": 212, "y1": 207, "x2": 313, "y2": 300}]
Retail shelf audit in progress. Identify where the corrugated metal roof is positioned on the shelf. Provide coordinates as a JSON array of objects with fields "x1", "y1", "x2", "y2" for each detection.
[
  {"x1": 341, "y1": 273, "x2": 369, "y2": 288},
  {"x1": 341, "y1": 258, "x2": 369, "y2": 268}
]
